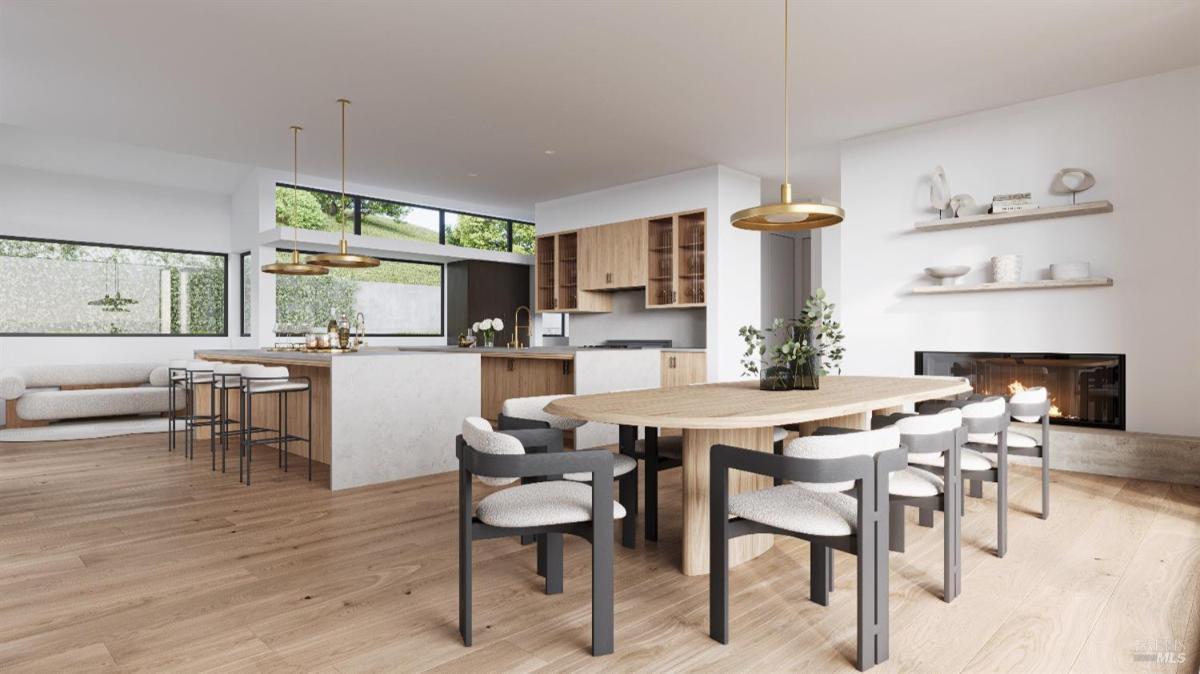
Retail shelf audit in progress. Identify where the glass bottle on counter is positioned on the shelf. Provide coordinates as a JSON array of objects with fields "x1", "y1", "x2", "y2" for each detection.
[{"x1": 338, "y1": 312, "x2": 351, "y2": 349}]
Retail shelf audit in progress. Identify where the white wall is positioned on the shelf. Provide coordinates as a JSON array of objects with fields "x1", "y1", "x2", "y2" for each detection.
[
  {"x1": 534, "y1": 165, "x2": 761, "y2": 379},
  {"x1": 0, "y1": 164, "x2": 236, "y2": 374},
  {"x1": 832, "y1": 67, "x2": 1200, "y2": 436}
]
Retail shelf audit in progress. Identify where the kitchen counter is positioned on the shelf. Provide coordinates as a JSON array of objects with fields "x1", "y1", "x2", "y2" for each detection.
[{"x1": 194, "y1": 346, "x2": 662, "y2": 489}]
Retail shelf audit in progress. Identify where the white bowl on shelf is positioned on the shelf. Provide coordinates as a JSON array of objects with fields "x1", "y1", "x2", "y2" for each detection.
[
  {"x1": 1050, "y1": 261, "x2": 1090, "y2": 280},
  {"x1": 925, "y1": 265, "x2": 971, "y2": 286}
]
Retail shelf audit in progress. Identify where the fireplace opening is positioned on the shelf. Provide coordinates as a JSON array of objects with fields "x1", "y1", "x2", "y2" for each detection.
[{"x1": 915, "y1": 351, "x2": 1125, "y2": 430}]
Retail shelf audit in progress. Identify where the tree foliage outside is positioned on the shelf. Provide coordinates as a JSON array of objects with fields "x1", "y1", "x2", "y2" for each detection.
[
  {"x1": 446, "y1": 214, "x2": 508, "y2": 251},
  {"x1": 512, "y1": 222, "x2": 535, "y2": 255},
  {"x1": 275, "y1": 186, "x2": 348, "y2": 232}
]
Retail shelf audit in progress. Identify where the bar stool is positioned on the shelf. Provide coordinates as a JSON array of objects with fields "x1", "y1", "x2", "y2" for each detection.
[
  {"x1": 167, "y1": 359, "x2": 189, "y2": 452},
  {"x1": 182, "y1": 361, "x2": 217, "y2": 461},
  {"x1": 238, "y1": 364, "x2": 313, "y2": 485},
  {"x1": 211, "y1": 362, "x2": 243, "y2": 474}
]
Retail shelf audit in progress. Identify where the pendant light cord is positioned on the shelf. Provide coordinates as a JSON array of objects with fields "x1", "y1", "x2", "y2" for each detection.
[
  {"x1": 292, "y1": 125, "x2": 301, "y2": 255},
  {"x1": 339, "y1": 99, "x2": 349, "y2": 240},
  {"x1": 783, "y1": 0, "x2": 789, "y2": 188}
]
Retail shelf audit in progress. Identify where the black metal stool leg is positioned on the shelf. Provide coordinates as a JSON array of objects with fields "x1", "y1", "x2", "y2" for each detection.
[
  {"x1": 283, "y1": 391, "x2": 289, "y2": 473},
  {"x1": 307, "y1": 385, "x2": 313, "y2": 481}
]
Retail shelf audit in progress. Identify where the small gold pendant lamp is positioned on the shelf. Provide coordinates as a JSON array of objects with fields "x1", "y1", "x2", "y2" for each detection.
[
  {"x1": 262, "y1": 126, "x2": 329, "y2": 276},
  {"x1": 308, "y1": 98, "x2": 380, "y2": 268},
  {"x1": 730, "y1": 0, "x2": 844, "y2": 231}
]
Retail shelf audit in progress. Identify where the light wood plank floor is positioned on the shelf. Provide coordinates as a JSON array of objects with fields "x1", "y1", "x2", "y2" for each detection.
[{"x1": 1, "y1": 433, "x2": 1198, "y2": 672}]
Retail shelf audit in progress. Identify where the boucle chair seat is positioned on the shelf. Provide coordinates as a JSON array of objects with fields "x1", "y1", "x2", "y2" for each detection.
[
  {"x1": 910, "y1": 447, "x2": 995, "y2": 472},
  {"x1": 500, "y1": 394, "x2": 585, "y2": 430},
  {"x1": 890, "y1": 467, "x2": 945, "y2": 497},
  {"x1": 728, "y1": 483, "x2": 857, "y2": 536},
  {"x1": 564, "y1": 453, "x2": 637, "y2": 482},
  {"x1": 773, "y1": 427, "x2": 788, "y2": 443},
  {"x1": 476, "y1": 480, "x2": 627, "y2": 528},
  {"x1": 16, "y1": 386, "x2": 181, "y2": 421},
  {"x1": 967, "y1": 431, "x2": 1038, "y2": 448}
]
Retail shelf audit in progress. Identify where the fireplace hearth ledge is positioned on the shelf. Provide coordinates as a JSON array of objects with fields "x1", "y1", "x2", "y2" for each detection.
[{"x1": 1007, "y1": 423, "x2": 1200, "y2": 487}]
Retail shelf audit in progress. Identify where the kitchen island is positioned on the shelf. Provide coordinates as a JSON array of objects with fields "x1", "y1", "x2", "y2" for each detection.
[{"x1": 194, "y1": 346, "x2": 662, "y2": 490}]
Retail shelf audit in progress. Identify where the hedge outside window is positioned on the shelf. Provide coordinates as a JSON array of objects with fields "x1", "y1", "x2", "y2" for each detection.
[
  {"x1": 274, "y1": 250, "x2": 443, "y2": 336},
  {"x1": 240, "y1": 251, "x2": 251, "y2": 336},
  {"x1": 0, "y1": 236, "x2": 227, "y2": 335},
  {"x1": 445, "y1": 212, "x2": 508, "y2": 251}
]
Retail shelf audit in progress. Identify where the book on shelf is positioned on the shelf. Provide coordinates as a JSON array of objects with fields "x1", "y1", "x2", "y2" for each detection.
[
  {"x1": 992, "y1": 192, "x2": 1032, "y2": 202},
  {"x1": 992, "y1": 202, "x2": 1038, "y2": 213}
]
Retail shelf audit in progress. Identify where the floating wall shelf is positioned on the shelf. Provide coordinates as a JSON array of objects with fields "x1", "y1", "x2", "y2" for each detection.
[
  {"x1": 912, "y1": 277, "x2": 1114, "y2": 295},
  {"x1": 913, "y1": 200, "x2": 1113, "y2": 232}
]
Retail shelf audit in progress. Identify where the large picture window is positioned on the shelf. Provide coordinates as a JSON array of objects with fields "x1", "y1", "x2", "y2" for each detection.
[
  {"x1": 240, "y1": 251, "x2": 251, "y2": 336},
  {"x1": 274, "y1": 184, "x2": 534, "y2": 255},
  {"x1": 274, "y1": 250, "x2": 443, "y2": 336},
  {"x1": 0, "y1": 236, "x2": 227, "y2": 336}
]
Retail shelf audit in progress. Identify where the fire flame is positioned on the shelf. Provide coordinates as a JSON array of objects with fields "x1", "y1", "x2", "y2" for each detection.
[{"x1": 1007, "y1": 380, "x2": 1062, "y2": 417}]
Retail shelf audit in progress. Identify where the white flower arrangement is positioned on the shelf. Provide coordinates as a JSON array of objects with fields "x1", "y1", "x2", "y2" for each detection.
[{"x1": 473, "y1": 317, "x2": 505, "y2": 346}]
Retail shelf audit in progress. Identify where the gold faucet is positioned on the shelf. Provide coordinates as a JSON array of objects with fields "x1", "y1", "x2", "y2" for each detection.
[
  {"x1": 355, "y1": 312, "x2": 366, "y2": 349},
  {"x1": 509, "y1": 305, "x2": 532, "y2": 349}
]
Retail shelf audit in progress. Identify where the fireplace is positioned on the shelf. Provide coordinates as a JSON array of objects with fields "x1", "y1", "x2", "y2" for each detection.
[{"x1": 915, "y1": 351, "x2": 1125, "y2": 430}]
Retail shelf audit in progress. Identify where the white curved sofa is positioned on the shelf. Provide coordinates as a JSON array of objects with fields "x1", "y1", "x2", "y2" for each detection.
[{"x1": 0, "y1": 363, "x2": 183, "y2": 428}]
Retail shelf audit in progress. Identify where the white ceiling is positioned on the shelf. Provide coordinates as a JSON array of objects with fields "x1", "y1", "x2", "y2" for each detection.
[{"x1": 2, "y1": 0, "x2": 1197, "y2": 214}]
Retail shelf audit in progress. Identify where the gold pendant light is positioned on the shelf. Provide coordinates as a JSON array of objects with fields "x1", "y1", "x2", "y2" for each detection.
[
  {"x1": 730, "y1": 0, "x2": 844, "y2": 231},
  {"x1": 263, "y1": 126, "x2": 329, "y2": 276},
  {"x1": 309, "y1": 98, "x2": 381, "y2": 268}
]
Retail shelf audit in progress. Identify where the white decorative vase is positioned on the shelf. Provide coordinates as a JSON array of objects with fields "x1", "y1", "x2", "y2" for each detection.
[{"x1": 991, "y1": 254, "x2": 1022, "y2": 283}]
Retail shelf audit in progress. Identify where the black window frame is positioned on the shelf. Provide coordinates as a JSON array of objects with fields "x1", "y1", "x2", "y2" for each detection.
[
  {"x1": 274, "y1": 248, "x2": 446, "y2": 338},
  {"x1": 239, "y1": 250, "x2": 252, "y2": 337},
  {"x1": 274, "y1": 183, "x2": 534, "y2": 255},
  {"x1": 0, "y1": 234, "x2": 229, "y2": 338}
]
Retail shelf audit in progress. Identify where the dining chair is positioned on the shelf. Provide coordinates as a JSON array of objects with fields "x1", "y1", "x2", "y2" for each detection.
[
  {"x1": 709, "y1": 426, "x2": 907, "y2": 671},
  {"x1": 498, "y1": 394, "x2": 638, "y2": 549},
  {"x1": 864, "y1": 408, "x2": 969, "y2": 602},
  {"x1": 639, "y1": 425, "x2": 787, "y2": 540},
  {"x1": 457, "y1": 417, "x2": 621, "y2": 656},
  {"x1": 968, "y1": 387, "x2": 1052, "y2": 519},
  {"x1": 925, "y1": 396, "x2": 1011, "y2": 557}
]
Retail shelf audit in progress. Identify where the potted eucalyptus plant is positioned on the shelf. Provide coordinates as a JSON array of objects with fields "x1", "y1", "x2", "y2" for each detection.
[{"x1": 739, "y1": 288, "x2": 845, "y2": 391}]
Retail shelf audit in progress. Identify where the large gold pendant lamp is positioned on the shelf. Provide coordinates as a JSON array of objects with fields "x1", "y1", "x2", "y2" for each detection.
[
  {"x1": 308, "y1": 98, "x2": 380, "y2": 268},
  {"x1": 263, "y1": 126, "x2": 329, "y2": 276},
  {"x1": 730, "y1": 0, "x2": 844, "y2": 231}
]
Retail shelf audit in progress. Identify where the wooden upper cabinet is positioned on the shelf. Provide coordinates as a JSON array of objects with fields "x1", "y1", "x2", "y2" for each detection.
[
  {"x1": 579, "y1": 219, "x2": 647, "y2": 291},
  {"x1": 535, "y1": 235, "x2": 556, "y2": 312},
  {"x1": 647, "y1": 209, "x2": 706, "y2": 308},
  {"x1": 535, "y1": 231, "x2": 611, "y2": 314}
]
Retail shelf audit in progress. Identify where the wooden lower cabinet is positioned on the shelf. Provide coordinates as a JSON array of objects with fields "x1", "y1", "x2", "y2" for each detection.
[
  {"x1": 481, "y1": 356, "x2": 574, "y2": 422},
  {"x1": 661, "y1": 351, "x2": 706, "y2": 388}
]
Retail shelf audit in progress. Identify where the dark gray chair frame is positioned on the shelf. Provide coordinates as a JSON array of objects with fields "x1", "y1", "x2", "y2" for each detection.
[
  {"x1": 709, "y1": 442, "x2": 907, "y2": 671},
  {"x1": 855, "y1": 419, "x2": 970, "y2": 602},
  {"x1": 457, "y1": 434, "x2": 615, "y2": 656},
  {"x1": 238, "y1": 375, "x2": 314, "y2": 486},
  {"x1": 1001, "y1": 398, "x2": 1052, "y2": 519},
  {"x1": 498, "y1": 414, "x2": 638, "y2": 550},
  {"x1": 928, "y1": 396, "x2": 1012, "y2": 558},
  {"x1": 638, "y1": 427, "x2": 785, "y2": 541}
]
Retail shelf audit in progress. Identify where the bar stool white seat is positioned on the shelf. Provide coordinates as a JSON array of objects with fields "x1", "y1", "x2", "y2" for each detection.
[{"x1": 238, "y1": 364, "x2": 314, "y2": 485}]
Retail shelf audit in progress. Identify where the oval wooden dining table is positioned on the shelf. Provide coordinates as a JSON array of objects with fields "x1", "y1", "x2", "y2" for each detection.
[{"x1": 546, "y1": 375, "x2": 971, "y2": 576}]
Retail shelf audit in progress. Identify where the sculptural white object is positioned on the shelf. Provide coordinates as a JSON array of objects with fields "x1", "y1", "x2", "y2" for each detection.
[
  {"x1": 930, "y1": 166, "x2": 951, "y2": 215},
  {"x1": 1051, "y1": 168, "x2": 1096, "y2": 204},
  {"x1": 925, "y1": 265, "x2": 971, "y2": 286},
  {"x1": 949, "y1": 193, "x2": 976, "y2": 217}
]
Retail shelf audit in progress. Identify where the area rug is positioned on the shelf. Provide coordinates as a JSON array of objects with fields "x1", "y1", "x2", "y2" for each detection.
[{"x1": 0, "y1": 417, "x2": 170, "y2": 442}]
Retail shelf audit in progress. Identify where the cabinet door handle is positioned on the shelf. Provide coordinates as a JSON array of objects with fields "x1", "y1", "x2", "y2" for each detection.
[
  {"x1": 552, "y1": 297, "x2": 557, "y2": 308},
  {"x1": 671, "y1": 290, "x2": 676, "y2": 303}
]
